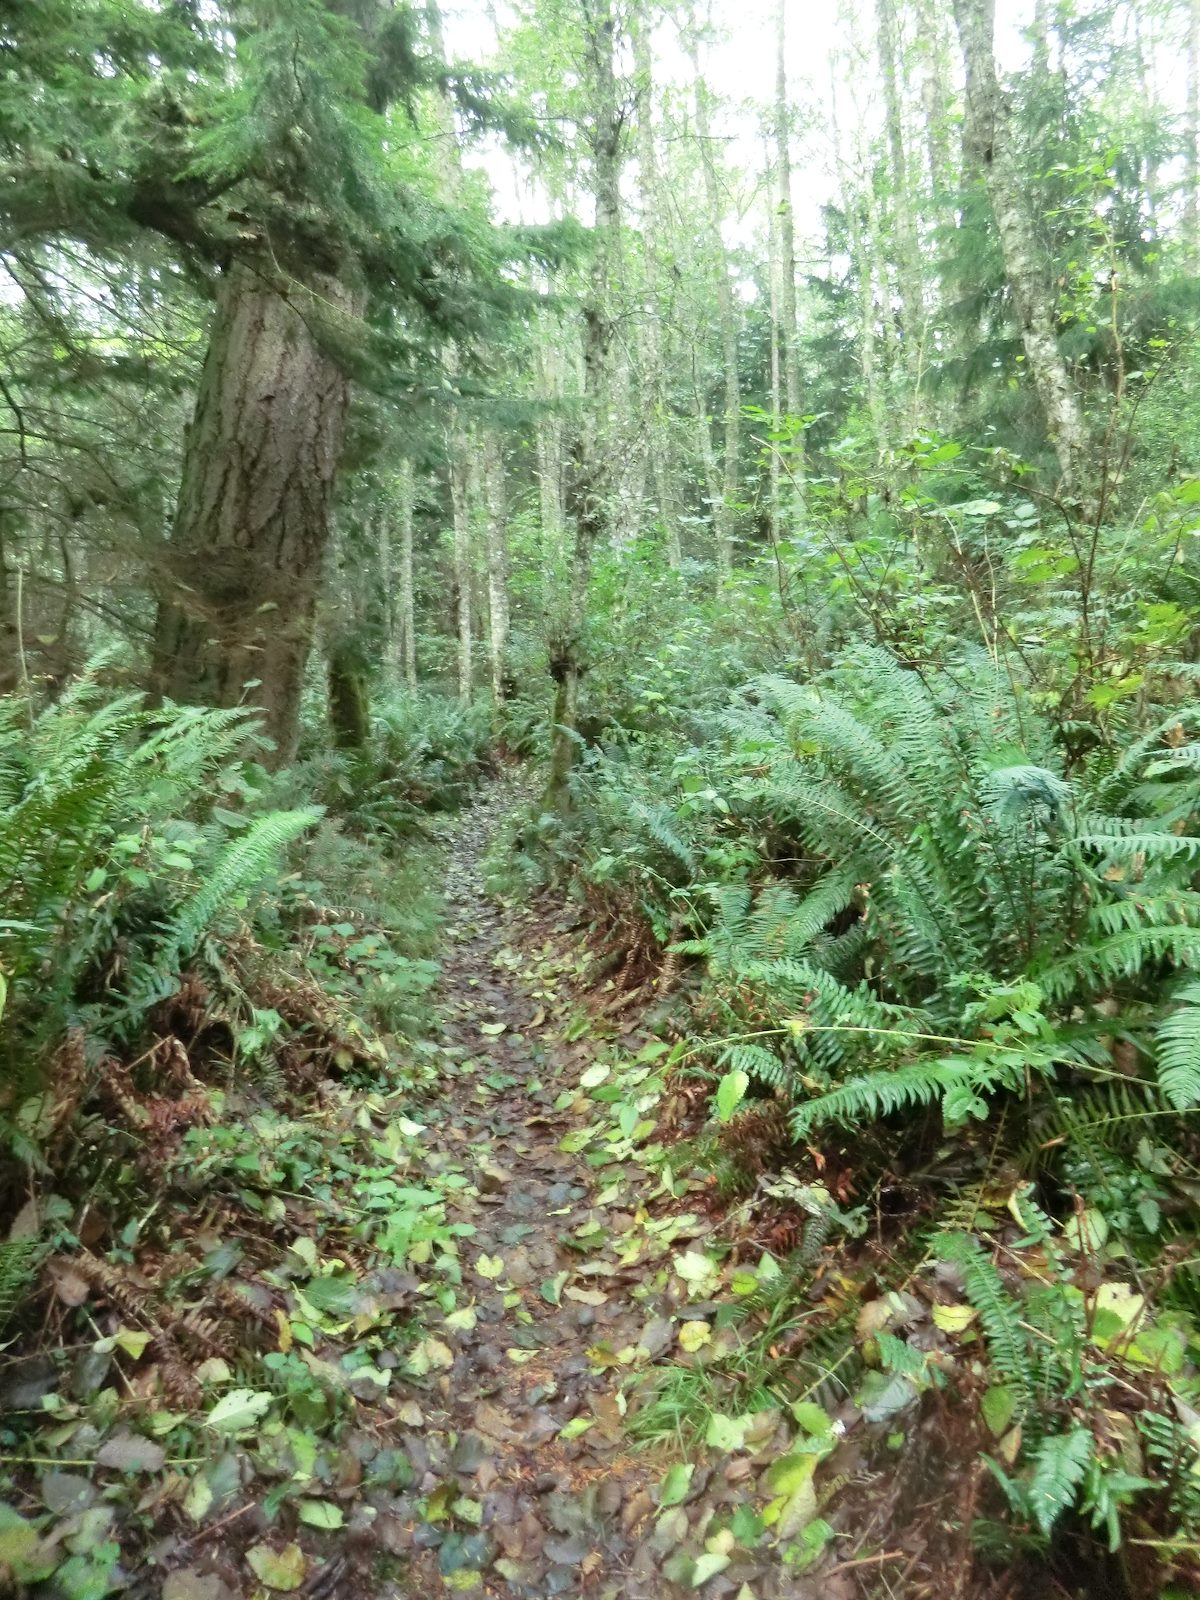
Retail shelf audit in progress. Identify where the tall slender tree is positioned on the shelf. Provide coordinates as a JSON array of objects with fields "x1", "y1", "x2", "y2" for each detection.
[
  {"x1": 546, "y1": 0, "x2": 623, "y2": 811},
  {"x1": 954, "y1": 0, "x2": 1090, "y2": 502}
]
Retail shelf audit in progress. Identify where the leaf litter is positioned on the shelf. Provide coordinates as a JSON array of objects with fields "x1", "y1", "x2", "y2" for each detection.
[{"x1": 0, "y1": 779, "x2": 983, "y2": 1598}]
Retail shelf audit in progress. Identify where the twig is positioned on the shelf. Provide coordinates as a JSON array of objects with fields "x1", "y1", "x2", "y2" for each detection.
[{"x1": 827, "y1": 1549, "x2": 906, "y2": 1573}]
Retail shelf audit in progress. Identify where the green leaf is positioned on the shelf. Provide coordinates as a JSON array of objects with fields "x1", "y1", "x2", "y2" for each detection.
[
  {"x1": 692, "y1": 1552, "x2": 731, "y2": 1587},
  {"x1": 714, "y1": 1069, "x2": 749, "y2": 1122},
  {"x1": 660, "y1": 1463, "x2": 695, "y2": 1507},
  {"x1": 704, "y1": 1413, "x2": 749, "y2": 1452},
  {"x1": 558, "y1": 1417, "x2": 593, "y2": 1440},
  {"x1": 205, "y1": 1389, "x2": 272, "y2": 1434},
  {"x1": 297, "y1": 1500, "x2": 344, "y2": 1531},
  {"x1": 981, "y1": 1385, "x2": 1017, "y2": 1438},
  {"x1": 790, "y1": 1402, "x2": 834, "y2": 1437},
  {"x1": 246, "y1": 1542, "x2": 307, "y2": 1591}
]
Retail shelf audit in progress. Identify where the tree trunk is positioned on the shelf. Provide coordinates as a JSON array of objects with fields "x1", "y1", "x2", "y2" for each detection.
[
  {"x1": 1188, "y1": 0, "x2": 1200, "y2": 267},
  {"x1": 690, "y1": 53, "x2": 740, "y2": 580},
  {"x1": 774, "y1": 0, "x2": 805, "y2": 514},
  {"x1": 915, "y1": 0, "x2": 955, "y2": 201},
  {"x1": 953, "y1": 0, "x2": 1089, "y2": 503},
  {"x1": 396, "y1": 459, "x2": 417, "y2": 689},
  {"x1": 875, "y1": 0, "x2": 925, "y2": 422},
  {"x1": 483, "y1": 432, "x2": 509, "y2": 708},
  {"x1": 450, "y1": 428, "x2": 474, "y2": 702},
  {"x1": 633, "y1": 4, "x2": 681, "y2": 569},
  {"x1": 327, "y1": 637, "x2": 370, "y2": 752},
  {"x1": 545, "y1": 0, "x2": 621, "y2": 815},
  {"x1": 152, "y1": 259, "x2": 358, "y2": 763}
]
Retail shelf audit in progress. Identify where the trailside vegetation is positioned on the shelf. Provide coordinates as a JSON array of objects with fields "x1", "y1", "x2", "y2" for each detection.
[{"x1": 4, "y1": 1, "x2": 1200, "y2": 1596}]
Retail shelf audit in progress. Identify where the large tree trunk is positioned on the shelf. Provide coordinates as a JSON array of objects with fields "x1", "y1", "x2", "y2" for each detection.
[
  {"x1": 953, "y1": 0, "x2": 1089, "y2": 503},
  {"x1": 152, "y1": 260, "x2": 357, "y2": 763}
]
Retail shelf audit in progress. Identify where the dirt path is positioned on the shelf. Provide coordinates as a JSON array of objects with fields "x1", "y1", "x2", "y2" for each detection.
[
  {"x1": 379, "y1": 782, "x2": 842, "y2": 1600},
  {"x1": 389, "y1": 782, "x2": 668, "y2": 1598}
]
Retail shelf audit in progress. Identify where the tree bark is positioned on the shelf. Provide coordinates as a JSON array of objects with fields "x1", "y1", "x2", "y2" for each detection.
[
  {"x1": 765, "y1": 132, "x2": 783, "y2": 546},
  {"x1": 395, "y1": 460, "x2": 417, "y2": 690},
  {"x1": 632, "y1": 3, "x2": 681, "y2": 569},
  {"x1": 327, "y1": 636, "x2": 371, "y2": 751},
  {"x1": 450, "y1": 426, "x2": 474, "y2": 702},
  {"x1": 152, "y1": 259, "x2": 358, "y2": 762},
  {"x1": 953, "y1": 0, "x2": 1089, "y2": 503},
  {"x1": 774, "y1": 0, "x2": 805, "y2": 514},
  {"x1": 483, "y1": 431, "x2": 509, "y2": 708},
  {"x1": 690, "y1": 52, "x2": 740, "y2": 580},
  {"x1": 1188, "y1": 0, "x2": 1200, "y2": 267},
  {"x1": 545, "y1": 0, "x2": 621, "y2": 814},
  {"x1": 875, "y1": 0, "x2": 926, "y2": 421}
]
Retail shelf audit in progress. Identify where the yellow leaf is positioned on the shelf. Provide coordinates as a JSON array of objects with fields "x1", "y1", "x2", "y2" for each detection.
[
  {"x1": 932, "y1": 1303, "x2": 977, "y2": 1334},
  {"x1": 275, "y1": 1309, "x2": 293, "y2": 1354}
]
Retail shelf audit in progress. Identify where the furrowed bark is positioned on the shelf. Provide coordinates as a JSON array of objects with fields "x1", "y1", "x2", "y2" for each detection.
[{"x1": 152, "y1": 259, "x2": 359, "y2": 763}]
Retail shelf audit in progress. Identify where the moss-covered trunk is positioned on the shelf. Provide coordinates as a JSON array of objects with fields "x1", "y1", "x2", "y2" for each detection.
[{"x1": 327, "y1": 638, "x2": 371, "y2": 752}]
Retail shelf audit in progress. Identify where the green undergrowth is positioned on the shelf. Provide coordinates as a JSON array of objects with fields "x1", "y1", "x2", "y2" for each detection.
[
  {"x1": 0, "y1": 675, "x2": 500, "y2": 1595},
  {"x1": 498, "y1": 636, "x2": 1200, "y2": 1589}
]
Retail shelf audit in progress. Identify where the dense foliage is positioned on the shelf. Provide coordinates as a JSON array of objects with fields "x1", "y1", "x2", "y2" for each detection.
[{"x1": 6, "y1": 0, "x2": 1200, "y2": 1595}]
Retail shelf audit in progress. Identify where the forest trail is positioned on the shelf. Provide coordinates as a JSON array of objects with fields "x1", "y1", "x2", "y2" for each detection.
[{"x1": 383, "y1": 783, "x2": 837, "y2": 1600}]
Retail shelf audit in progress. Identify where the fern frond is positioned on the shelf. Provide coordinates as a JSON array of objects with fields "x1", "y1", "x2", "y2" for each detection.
[
  {"x1": 791, "y1": 1049, "x2": 1033, "y2": 1138},
  {"x1": 1154, "y1": 981, "x2": 1200, "y2": 1108},
  {"x1": 933, "y1": 1230, "x2": 1034, "y2": 1413},
  {"x1": 159, "y1": 808, "x2": 321, "y2": 963},
  {"x1": 1029, "y1": 1427, "x2": 1093, "y2": 1536}
]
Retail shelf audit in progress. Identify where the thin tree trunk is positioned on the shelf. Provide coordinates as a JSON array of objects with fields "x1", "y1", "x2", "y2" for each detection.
[
  {"x1": 774, "y1": 0, "x2": 805, "y2": 514},
  {"x1": 915, "y1": 0, "x2": 955, "y2": 201},
  {"x1": 152, "y1": 259, "x2": 359, "y2": 762},
  {"x1": 546, "y1": 0, "x2": 622, "y2": 814},
  {"x1": 690, "y1": 49, "x2": 740, "y2": 579},
  {"x1": 953, "y1": 0, "x2": 1089, "y2": 503},
  {"x1": 396, "y1": 459, "x2": 417, "y2": 689},
  {"x1": 483, "y1": 432, "x2": 509, "y2": 707},
  {"x1": 765, "y1": 132, "x2": 783, "y2": 547},
  {"x1": 875, "y1": 0, "x2": 925, "y2": 421},
  {"x1": 1188, "y1": 0, "x2": 1200, "y2": 266},
  {"x1": 633, "y1": 5, "x2": 681, "y2": 568},
  {"x1": 450, "y1": 428, "x2": 473, "y2": 702}
]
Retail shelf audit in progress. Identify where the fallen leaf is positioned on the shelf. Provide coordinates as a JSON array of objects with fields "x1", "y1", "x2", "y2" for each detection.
[
  {"x1": 246, "y1": 1542, "x2": 307, "y2": 1592},
  {"x1": 659, "y1": 1463, "x2": 694, "y2": 1507},
  {"x1": 692, "y1": 1551, "x2": 731, "y2": 1586},
  {"x1": 297, "y1": 1500, "x2": 343, "y2": 1531},
  {"x1": 564, "y1": 1286, "x2": 608, "y2": 1306},
  {"x1": 96, "y1": 1433, "x2": 166, "y2": 1473},
  {"x1": 932, "y1": 1302, "x2": 977, "y2": 1334},
  {"x1": 204, "y1": 1389, "x2": 273, "y2": 1434}
]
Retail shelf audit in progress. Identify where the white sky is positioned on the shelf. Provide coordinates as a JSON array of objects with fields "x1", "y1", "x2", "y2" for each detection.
[{"x1": 439, "y1": 0, "x2": 1045, "y2": 242}]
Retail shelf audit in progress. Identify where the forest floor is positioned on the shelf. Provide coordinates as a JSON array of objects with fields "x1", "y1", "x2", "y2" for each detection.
[
  {"x1": 364, "y1": 779, "x2": 869, "y2": 1600},
  {"x1": 3, "y1": 780, "x2": 1061, "y2": 1600},
  {"x1": 328, "y1": 778, "x2": 988, "y2": 1600}
]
